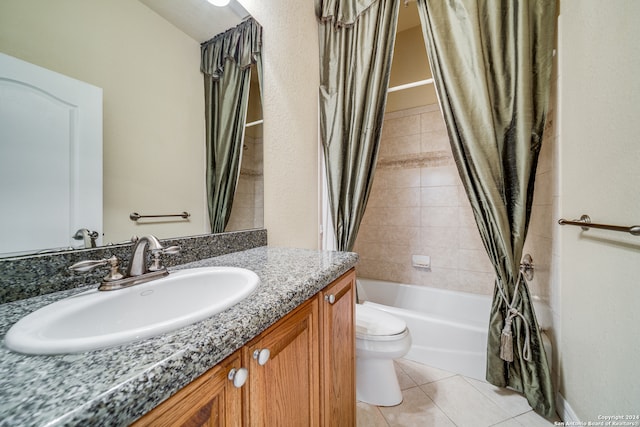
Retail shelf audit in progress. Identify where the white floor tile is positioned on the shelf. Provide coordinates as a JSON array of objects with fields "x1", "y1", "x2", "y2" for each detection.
[
  {"x1": 379, "y1": 386, "x2": 456, "y2": 427},
  {"x1": 421, "y1": 376, "x2": 511, "y2": 427},
  {"x1": 465, "y1": 377, "x2": 533, "y2": 417},
  {"x1": 394, "y1": 361, "x2": 418, "y2": 390},
  {"x1": 491, "y1": 419, "x2": 526, "y2": 427},
  {"x1": 395, "y1": 358, "x2": 456, "y2": 385},
  {"x1": 513, "y1": 410, "x2": 557, "y2": 426},
  {"x1": 357, "y1": 358, "x2": 559, "y2": 427},
  {"x1": 357, "y1": 401, "x2": 389, "y2": 427}
]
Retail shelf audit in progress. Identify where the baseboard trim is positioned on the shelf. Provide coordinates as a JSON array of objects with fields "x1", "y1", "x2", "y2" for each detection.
[{"x1": 557, "y1": 393, "x2": 580, "y2": 423}]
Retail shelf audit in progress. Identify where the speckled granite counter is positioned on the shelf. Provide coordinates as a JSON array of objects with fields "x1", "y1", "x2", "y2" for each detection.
[{"x1": 0, "y1": 247, "x2": 358, "y2": 427}]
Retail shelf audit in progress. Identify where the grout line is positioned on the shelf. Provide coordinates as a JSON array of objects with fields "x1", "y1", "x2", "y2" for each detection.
[
  {"x1": 488, "y1": 418, "x2": 524, "y2": 427},
  {"x1": 416, "y1": 378, "x2": 461, "y2": 427},
  {"x1": 376, "y1": 405, "x2": 391, "y2": 427},
  {"x1": 462, "y1": 376, "x2": 533, "y2": 419},
  {"x1": 367, "y1": 359, "x2": 553, "y2": 427}
]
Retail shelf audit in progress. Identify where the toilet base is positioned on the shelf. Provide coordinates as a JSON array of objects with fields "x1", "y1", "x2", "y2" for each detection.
[{"x1": 356, "y1": 357, "x2": 403, "y2": 406}]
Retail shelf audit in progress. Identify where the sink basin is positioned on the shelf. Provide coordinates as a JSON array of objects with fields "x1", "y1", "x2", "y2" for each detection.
[{"x1": 4, "y1": 267, "x2": 260, "y2": 355}]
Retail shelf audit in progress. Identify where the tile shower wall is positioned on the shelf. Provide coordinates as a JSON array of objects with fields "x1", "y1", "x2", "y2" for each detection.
[
  {"x1": 226, "y1": 134, "x2": 264, "y2": 231},
  {"x1": 523, "y1": 30, "x2": 559, "y2": 308},
  {"x1": 522, "y1": 88, "x2": 558, "y2": 306},
  {"x1": 354, "y1": 103, "x2": 496, "y2": 295}
]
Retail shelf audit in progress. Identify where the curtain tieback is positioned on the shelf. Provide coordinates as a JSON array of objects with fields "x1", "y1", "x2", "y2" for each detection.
[
  {"x1": 498, "y1": 274, "x2": 532, "y2": 363},
  {"x1": 500, "y1": 307, "x2": 532, "y2": 363}
]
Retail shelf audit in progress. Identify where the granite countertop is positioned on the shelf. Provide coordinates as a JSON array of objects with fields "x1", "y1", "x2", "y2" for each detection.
[{"x1": 0, "y1": 246, "x2": 358, "y2": 427}]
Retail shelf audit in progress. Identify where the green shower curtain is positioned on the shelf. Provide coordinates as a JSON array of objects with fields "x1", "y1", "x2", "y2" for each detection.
[
  {"x1": 416, "y1": 0, "x2": 556, "y2": 417},
  {"x1": 317, "y1": 0, "x2": 400, "y2": 251},
  {"x1": 201, "y1": 18, "x2": 262, "y2": 233}
]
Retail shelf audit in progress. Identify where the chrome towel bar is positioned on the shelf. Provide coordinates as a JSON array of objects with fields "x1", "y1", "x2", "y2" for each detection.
[
  {"x1": 130, "y1": 212, "x2": 190, "y2": 221},
  {"x1": 558, "y1": 214, "x2": 640, "y2": 236}
]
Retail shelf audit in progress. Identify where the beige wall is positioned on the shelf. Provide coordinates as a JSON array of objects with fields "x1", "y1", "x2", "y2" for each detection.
[
  {"x1": 386, "y1": 26, "x2": 438, "y2": 112},
  {"x1": 238, "y1": 0, "x2": 321, "y2": 249},
  {"x1": 0, "y1": 0, "x2": 207, "y2": 244},
  {"x1": 555, "y1": 1, "x2": 640, "y2": 419}
]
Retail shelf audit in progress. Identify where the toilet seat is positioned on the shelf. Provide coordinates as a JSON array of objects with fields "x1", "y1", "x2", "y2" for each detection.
[{"x1": 356, "y1": 304, "x2": 408, "y2": 341}]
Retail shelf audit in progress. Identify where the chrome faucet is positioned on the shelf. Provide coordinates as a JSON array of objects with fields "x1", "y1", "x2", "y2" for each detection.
[
  {"x1": 72, "y1": 228, "x2": 99, "y2": 248},
  {"x1": 127, "y1": 235, "x2": 163, "y2": 276},
  {"x1": 69, "y1": 234, "x2": 179, "y2": 291}
]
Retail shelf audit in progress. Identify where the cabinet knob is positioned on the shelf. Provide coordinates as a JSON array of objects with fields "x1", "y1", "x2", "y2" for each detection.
[
  {"x1": 325, "y1": 294, "x2": 336, "y2": 304},
  {"x1": 227, "y1": 367, "x2": 248, "y2": 388},
  {"x1": 253, "y1": 348, "x2": 270, "y2": 366}
]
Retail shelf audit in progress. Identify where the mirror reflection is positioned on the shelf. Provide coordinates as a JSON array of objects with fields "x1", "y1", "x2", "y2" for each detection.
[{"x1": 0, "y1": 0, "x2": 263, "y2": 258}]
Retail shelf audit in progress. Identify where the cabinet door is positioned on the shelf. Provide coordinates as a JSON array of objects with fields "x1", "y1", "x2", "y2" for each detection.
[
  {"x1": 132, "y1": 350, "x2": 244, "y2": 427},
  {"x1": 244, "y1": 298, "x2": 320, "y2": 427},
  {"x1": 321, "y1": 269, "x2": 356, "y2": 426}
]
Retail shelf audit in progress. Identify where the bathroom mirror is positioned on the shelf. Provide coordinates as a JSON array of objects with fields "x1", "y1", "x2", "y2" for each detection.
[{"x1": 0, "y1": 0, "x2": 263, "y2": 258}]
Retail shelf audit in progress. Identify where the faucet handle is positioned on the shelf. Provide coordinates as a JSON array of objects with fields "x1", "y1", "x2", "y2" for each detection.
[
  {"x1": 103, "y1": 256, "x2": 125, "y2": 281},
  {"x1": 69, "y1": 255, "x2": 125, "y2": 282},
  {"x1": 148, "y1": 245, "x2": 180, "y2": 272},
  {"x1": 161, "y1": 245, "x2": 180, "y2": 255},
  {"x1": 69, "y1": 258, "x2": 110, "y2": 272}
]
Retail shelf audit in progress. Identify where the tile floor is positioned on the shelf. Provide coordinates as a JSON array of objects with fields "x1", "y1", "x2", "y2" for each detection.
[{"x1": 357, "y1": 359, "x2": 560, "y2": 427}]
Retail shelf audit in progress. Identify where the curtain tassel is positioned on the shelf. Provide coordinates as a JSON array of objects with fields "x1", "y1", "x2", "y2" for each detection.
[
  {"x1": 497, "y1": 275, "x2": 534, "y2": 363},
  {"x1": 500, "y1": 315, "x2": 514, "y2": 362}
]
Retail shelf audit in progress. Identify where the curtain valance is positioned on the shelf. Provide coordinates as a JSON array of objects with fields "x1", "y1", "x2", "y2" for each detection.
[
  {"x1": 316, "y1": 0, "x2": 380, "y2": 27},
  {"x1": 201, "y1": 17, "x2": 262, "y2": 80}
]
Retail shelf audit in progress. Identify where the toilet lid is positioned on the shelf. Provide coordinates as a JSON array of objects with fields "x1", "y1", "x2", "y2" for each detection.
[{"x1": 356, "y1": 304, "x2": 407, "y2": 337}]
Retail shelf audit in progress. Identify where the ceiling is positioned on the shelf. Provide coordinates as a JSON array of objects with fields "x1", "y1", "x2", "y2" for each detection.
[
  {"x1": 139, "y1": 0, "x2": 250, "y2": 43},
  {"x1": 140, "y1": 0, "x2": 421, "y2": 44}
]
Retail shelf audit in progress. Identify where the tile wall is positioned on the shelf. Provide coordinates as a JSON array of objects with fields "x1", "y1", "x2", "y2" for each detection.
[
  {"x1": 226, "y1": 134, "x2": 264, "y2": 231},
  {"x1": 353, "y1": 103, "x2": 496, "y2": 295},
  {"x1": 522, "y1": 95, "x2": 558, "y2": 305},
  {"x1": 355, "y1": 97, "x2": 556, "y2": 302},
  {"x1": 522, "y1": 36, "x2": 559, "y2": 309}
]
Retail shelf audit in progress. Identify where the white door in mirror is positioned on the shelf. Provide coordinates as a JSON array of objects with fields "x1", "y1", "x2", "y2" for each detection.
[{"x1": 0, "y1": 52, "x2": 102, "y2": 256}]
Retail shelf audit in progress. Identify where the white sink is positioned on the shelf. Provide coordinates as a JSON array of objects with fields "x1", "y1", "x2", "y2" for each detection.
[{"x1": 4, "y1": 267, "x2": 260, "y2": 355}]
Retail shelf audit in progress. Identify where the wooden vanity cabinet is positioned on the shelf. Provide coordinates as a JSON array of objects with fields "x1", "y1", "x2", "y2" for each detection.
[
  {"x1": 132, "y1": 350, "x2": 243, "y2": 427},
  {"x1": 132, "y1": 268, "x2": 355, "y2": 427},
  {"x1": 320, "y1": 269, "x2": 356, "y2": 426},
  {"x1": 243, "y1": 297, "x2": 320, "y2": 426}
]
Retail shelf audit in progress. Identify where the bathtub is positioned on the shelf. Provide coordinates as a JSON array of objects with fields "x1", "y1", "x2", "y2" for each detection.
[{"x1": 356, "y1": 278, "x2": 552, "y2": 381}]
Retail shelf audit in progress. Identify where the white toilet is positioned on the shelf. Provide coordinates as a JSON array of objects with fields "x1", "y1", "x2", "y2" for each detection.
[{"x1": 355, "y1": 303, "x2": 412, "y2": 406}]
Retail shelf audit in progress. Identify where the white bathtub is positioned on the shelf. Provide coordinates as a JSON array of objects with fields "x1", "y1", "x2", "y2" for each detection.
[{"x1": 356, "y1": 277, "x2": 552, "y2": 381}]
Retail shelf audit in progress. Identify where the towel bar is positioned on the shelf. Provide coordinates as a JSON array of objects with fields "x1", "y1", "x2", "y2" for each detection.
[
  {"x1": 129, "y1": 212, "x2": 190, "y2": 221},
  {"x1": 558, "y1": 215, "x2": 640, "y2": 236}
]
